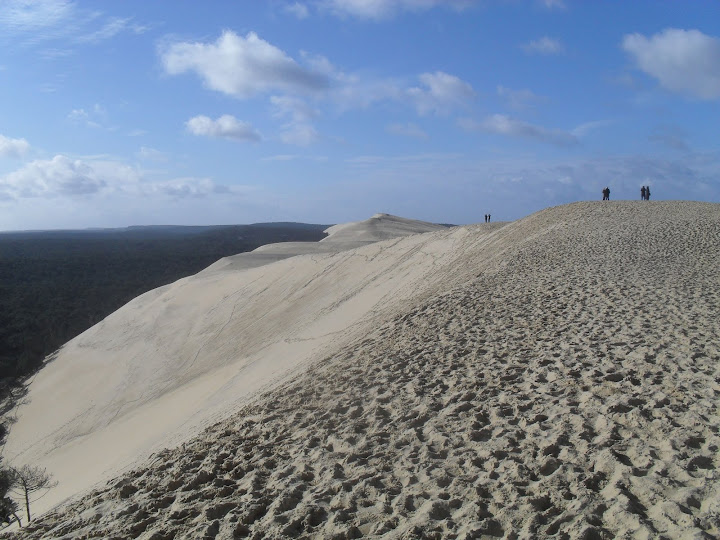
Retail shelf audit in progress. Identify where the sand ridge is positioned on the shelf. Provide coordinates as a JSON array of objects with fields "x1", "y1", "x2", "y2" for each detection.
[
  {"x1": 6, "y1": 201, "x2": 720, "y2": 539},
  {"x1": 1, "y1": 213, "x2": 484, "y2": 517}
]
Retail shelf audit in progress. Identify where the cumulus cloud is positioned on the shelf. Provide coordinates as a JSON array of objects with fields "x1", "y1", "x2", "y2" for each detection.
[
  {"x1": 0, "y1": 154, "x2": 232, "y2": 201},
  {"x1": 522, "y1": 36, "x2": 564, "y2": 55},
  {"x1": 186, "y1": 115, "x2": 261, "y2": 142},
  {"x1": 407, "y1": 71, "x2": 475, "y2": 115},
  {"x1": 320, "y1": 0, "x2": 476, "y2": 20},
  {"x1": 386, "y1": 122, "x2": 428, "y2": 138},
  {"x1": 161, "y1": 30, "x2": 329, "y2": 99},
  {"x1": 622, "y1": 28, "x2": 720, "y2": 100},
  {"x1": 0, "y1": 155, "x2": 107, "y2": 198},
  {"x1": 459, "y1": 114, "x2": 578, "y2": 146},
  {"x1": 0, "y1": 134, "x2": 30, "y2": 158}
]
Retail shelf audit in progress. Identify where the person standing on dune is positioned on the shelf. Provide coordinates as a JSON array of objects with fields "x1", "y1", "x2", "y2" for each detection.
[
  {"x1": 641, "y1": 186, "x2": 646, "y2": 200},
  {"x1": 646, "y1": 186, "x2": 651, "y2": 200}
]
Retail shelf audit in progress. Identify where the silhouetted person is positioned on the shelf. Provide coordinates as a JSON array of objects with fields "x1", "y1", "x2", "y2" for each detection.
[
  {"x1": 646, "y1": 186, "x2": 651, "y2": 200},
  {"x1": 602, "y1": 187, "x2": 610, "y2": 200},
  {"x1": 484, "y1": 214, "x2": 488, "y2": 223},
  {"x1": 641, "y1": 186, "x2": 646, "y2": 200},
  {"x1": 488, "y1": 214, "x2": 491, "y2": 222}
]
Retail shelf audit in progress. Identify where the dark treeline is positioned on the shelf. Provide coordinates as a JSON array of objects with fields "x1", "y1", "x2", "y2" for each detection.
[{"x1": 0, "y1": 223, "x2": 328, "y2": 394}]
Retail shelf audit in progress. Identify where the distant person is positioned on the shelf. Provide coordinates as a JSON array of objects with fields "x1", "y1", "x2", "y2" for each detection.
[
  {"x1": 602, "y1": 187, "x2": 610, "y2": 200},
  {"x1": 488, "y1": 214, "x2": 491, "y2": 223},
  {"x1": 646, "y1": 186, "x2": 651, "y2": 200},
  {"x1": 641, "y1": 186, "x2": 646, "y2": 200},
  {"x1": 484, "y1": 214, "x2": 488, "y2": 223}
]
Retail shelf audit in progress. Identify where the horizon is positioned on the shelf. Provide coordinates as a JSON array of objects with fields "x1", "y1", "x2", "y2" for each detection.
[
  {"x1": 0, "y1": 198, "x2": 714, "y2": 234},
  {"x1": 1, "y1": 1, "x2": 719, "y2": 231}
]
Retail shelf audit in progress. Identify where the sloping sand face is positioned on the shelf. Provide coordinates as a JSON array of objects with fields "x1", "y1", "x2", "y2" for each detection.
[
  {"x1": 1, "y1": 214, "x2": 463, "y2": 517},
  {"x1": 7, "y1": 202, "x2": 720, "y2": 539}
]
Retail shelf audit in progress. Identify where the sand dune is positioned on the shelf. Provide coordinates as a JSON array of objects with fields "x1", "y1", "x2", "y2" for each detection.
[
  {"x1": 5, "y1": 202, "x2": 720, "y2": 539},
  {"x1": 2, "y1": 213, "x2": 456, "y2": 517}
]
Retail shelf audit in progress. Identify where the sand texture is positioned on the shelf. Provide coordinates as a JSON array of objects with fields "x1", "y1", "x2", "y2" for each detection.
[{"x1": 4, "y1": 201, "x2": 720, "y2": 539}]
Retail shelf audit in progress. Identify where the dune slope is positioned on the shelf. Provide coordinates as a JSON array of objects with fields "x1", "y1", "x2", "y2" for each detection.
[
  {"x1": 7, "y1": 201, "x2": 720, "y2": 539},
  {"x1": 2, "y1": 213, "x2": 464, "y2": 516}
]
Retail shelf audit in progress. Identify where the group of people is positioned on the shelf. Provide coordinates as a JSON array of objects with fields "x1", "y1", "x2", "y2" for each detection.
[
  {"x1": 484, "y1": 214, "x2": 491, "y2": 223},
  {"x1": 601, "y1": 185, "x2": 653, "y2": 200}
]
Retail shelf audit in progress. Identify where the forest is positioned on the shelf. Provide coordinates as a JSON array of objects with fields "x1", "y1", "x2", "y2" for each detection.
[{"x1": 0, "y1": 223, "x2": 328, "y2": 400}]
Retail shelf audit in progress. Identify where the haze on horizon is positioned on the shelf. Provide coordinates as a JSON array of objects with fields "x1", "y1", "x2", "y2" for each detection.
[{"x1": 1, "y1": 0, "x2": 719, "y2": 231}]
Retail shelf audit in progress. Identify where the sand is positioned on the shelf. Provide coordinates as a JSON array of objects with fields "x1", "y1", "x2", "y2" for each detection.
[{"x1": 3, "y1": 201, "x2": 720, "y2": 539}]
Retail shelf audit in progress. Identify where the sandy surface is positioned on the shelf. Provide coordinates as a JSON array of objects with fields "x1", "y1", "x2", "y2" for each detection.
[
  {"x1": 5, "y1": 201, "x2": 720, "y2": 539},
  {"x1": 1, "y1": 213, "x2": 457, "y2": 517}
]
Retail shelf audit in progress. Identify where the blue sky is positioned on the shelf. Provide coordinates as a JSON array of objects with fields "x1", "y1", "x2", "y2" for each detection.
[{"x1": 1, "y1": 0, "x2": 719, "y2": 230}]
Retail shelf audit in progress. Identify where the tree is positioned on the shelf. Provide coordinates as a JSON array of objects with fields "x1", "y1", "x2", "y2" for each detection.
[
  {"x1": 8, "y1": 465, "x2": 57, "y2": 524},
  {"x1": 0, "y1": 465, "x2": 20, "y2": 527}
]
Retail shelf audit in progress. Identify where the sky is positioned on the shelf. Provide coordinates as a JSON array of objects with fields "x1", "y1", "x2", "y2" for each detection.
[{"x1": 1, "y1": 0, "x2": 719, "y2": 230}]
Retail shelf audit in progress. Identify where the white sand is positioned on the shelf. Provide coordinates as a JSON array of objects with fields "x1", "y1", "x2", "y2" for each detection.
[
  {"x1": 2, "y1": 213, "x2": 455, "y2": 517},
  {"x1": 4, "y1": 202, "x2": 720, "y2": 539}
]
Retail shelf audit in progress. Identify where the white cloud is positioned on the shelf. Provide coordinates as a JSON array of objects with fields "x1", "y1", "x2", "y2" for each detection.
[
  {"x1": 522, "y1": 36, "x2": 564, "y2": 55},
  {"x1": 0, "y1": 155, "x2": 108, "y2": 197},
  {"x1": 0, "y1": 0, "x2": 145, "y2": 46},
  {"x1": 161, "y1": 30, "x2": 328, "y2": 99},
  {"x1": 75, "y1": 17, "x2": 143, "y2": 44},
  {"x1": 386, "y1": 122, "x2": 428, "y2": 139},
  {"x1": 0, "y1": 154, "x2": 233, "y2": 201},
  {"x1": 137, "y1": 147, "x2": 168, "y2": 162},
  {"x1": 649, "y1": 125, "x2": 689, "y2": 151},
  {"x1": 270, "y1": 95, "x2": 319, "y2": 122},
  {"x1": 271, "y1": 96, "x2": 319, "y2": 146},
  {"x1": 496, "y1": 85, "x2": 545, "y2": 109},
  {"x1": 320, "y1": 0, "x2": 476, "y2": 20},
  {"x1": 571, "y1": 119, "x2": 613, "y2": 138},
  {"x1": 186, "y1": 115, "x2": 261, "y2": 142},
  {"x1": 0, "y1": 134, "x2": 30, "y2": 158},
  {"x1": 67, "y1": 103, "x2": 109, "y2": 129},
  {"x1": 279, "y1": 123, "x2": 319, "y2": 146},
  {"x1": 0, "y1": 0, "x2": 74, "y2": 34},
  {"x1": 285, "y1": 2, "x2": 310, "y2": 18},
  {"x1": 459, "y1": 114, "x2": 577, "y2": 146},
  {"x1": 407, "y1": 71, "x2": 475, "y2": 115},
  {"x1": 622, "y1": 28, "x2": 720, "y2": 100},
  {"x1": 540, "y1": 0, "x2": 565, "y2": 9},
  {"x1": 150, "y1": 177, "x2": 219, "y2": 198}
]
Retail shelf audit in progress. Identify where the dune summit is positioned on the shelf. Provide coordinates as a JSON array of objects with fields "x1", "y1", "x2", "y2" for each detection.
[{"x1": 4, "y1": 201, "x2": 720, "y2": 539}]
